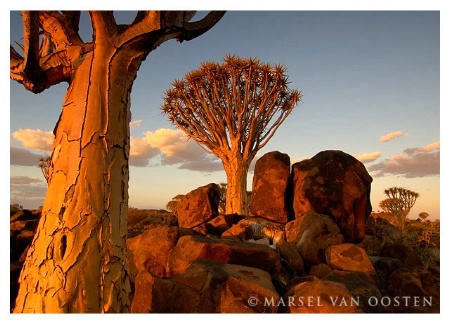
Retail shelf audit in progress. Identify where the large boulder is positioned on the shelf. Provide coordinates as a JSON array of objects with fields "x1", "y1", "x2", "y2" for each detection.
[
  {"x1": 131, "y1": 260, "x2": 280, "y2": 313},
  {"x1": 176, "y1": 183, "x2": 220, "y2": 228},
  {"x1": 323, "y1": 270, "x2": 390, "y2": 313},
  {"x1": 172, "y1": 260, "x2": 280, "y2": 313},
  {"x1": 291, "y1": 150, "x2": 372, "y2": 242},
  {"x1": 325, "y1": 243, "x2": 379, "y2": 285},
  {"x1": 126, "y1": 225, "x2": 179, "y2": 280},
  {"x1": 250, "y1": 151, "x2": 292, "y2": 223},
  {"x1": 131, "y1": 270, "x2": 212, "y2": 313},
  {"x1": 286, "y1": 210, "x2": 344, "y2": 265},
  {"x1": 282, "y1": 277, "x2": 361, "y2": 313},
  {"x1": 167, "y1": 235, "x2": 281, "y2": 278}
]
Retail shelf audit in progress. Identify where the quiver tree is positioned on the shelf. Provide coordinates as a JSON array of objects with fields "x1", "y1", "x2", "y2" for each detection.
[
  {"x1": 379, "y1": 187, "x2": 419, "y2": 229},
  {"x1": 38, "y1": 155, "x2": 51, "y2": 183},
  {"x1": 162, "y1": 55, "x2": 302, "y2": 215},
  {"x1": 10, "y1": 10, "x2": 224, "y2": 313}
]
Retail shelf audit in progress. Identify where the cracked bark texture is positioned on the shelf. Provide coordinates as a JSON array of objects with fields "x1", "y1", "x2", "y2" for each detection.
[{"x1": 11, "y1": 10, "x2": 225, "y2": 313}]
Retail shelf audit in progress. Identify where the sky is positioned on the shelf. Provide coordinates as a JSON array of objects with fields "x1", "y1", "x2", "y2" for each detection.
[{"x1": 7, "y1": 5, "x2": 442, "y2": 221}]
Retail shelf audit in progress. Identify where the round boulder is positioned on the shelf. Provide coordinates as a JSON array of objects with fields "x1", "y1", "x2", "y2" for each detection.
[{"x1": 291, "y1": 150, "x2": 373, "y2": 242}]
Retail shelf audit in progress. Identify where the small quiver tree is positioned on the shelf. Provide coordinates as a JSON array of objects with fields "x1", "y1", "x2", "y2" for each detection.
[{"x1": 379, "y1": 187, "x2": 419, "y2": 230}]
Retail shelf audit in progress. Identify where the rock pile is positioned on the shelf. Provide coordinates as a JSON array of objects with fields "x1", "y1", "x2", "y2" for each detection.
[{"x1": 10, "y1": 150, "x2": 440, "y2": 313}]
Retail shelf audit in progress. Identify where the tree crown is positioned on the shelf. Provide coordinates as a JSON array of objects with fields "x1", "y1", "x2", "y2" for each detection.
[{"x1": 161, "y1": 55, "x2": 302, "y2": 160}]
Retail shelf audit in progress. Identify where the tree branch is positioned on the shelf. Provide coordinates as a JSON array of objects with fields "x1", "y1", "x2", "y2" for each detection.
[
  {"x1": 39, "y1": 11, "x2": 83, "y2": 50},
  {"x1": 22, "y1": 11, "x2": 41, "y2": 83},
  {"x1": 178, "y1": 11, "x2": 226, "y2": 42},
  {"x1": 89, "y1": 11, "x2": 118, "y2": 42}
]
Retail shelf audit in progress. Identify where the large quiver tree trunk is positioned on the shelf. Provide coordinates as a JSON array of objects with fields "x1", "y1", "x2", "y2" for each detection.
[{"x1": 11, "y1": 11, "x2": 225, "y2": 313}]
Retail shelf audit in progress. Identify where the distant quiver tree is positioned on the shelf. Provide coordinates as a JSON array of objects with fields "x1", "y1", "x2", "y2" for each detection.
[
  {"x1": 379, "y1": 187, "x2": 419, "y2": 229},
  {"x1": 38, "y1": 155, "x2": 51, "y2": 183},
  {"x1": 162, "y1": 55, "x2": 302, "y2": 215},
  {"x1": 10, "y1": 10, "x2": 224, "y2": 313}
]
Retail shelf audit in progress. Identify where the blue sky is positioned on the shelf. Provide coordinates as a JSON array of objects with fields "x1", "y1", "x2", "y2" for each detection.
[{"x1": 8, "y1": 7, "x2": 441, "y2": 220}]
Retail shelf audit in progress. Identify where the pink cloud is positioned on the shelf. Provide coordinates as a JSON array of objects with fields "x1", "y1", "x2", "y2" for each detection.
[
  {"x1": 353, "y1": 152, "x2": 382, "y2": 163},
  {"x1": 10, "y1": 147, "x2": 46, "y2": 166},
  {"x1": 368, "y1": 141, "x2": 439, "y2": 178},
  {"x1": 379, "y1": 130, "x2": 406, "y2": 142},
  {"x1": 12, "y1": 128, "x2": 53, "y2": 152}
]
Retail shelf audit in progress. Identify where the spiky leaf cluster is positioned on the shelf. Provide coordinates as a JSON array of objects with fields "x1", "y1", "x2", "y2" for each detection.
[{"x1": 161, "y1": 55, "x2": 302, "y2": 160}]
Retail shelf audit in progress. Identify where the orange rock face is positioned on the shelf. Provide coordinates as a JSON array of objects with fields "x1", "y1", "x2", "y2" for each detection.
[
  {"x1": 168, "y1": 235, "x2": 281, "y2": 277},
  {"x1": 283, "y1": 278, "x2": 362, "y2": 313},
  {"x1": 250, "y1": 151, "x2": 292, "y2": 223},
  {"x1": 291, "y1": 150, "x2": 373, "y2": 242}
]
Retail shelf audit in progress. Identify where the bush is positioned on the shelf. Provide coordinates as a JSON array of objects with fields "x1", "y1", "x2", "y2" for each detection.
[{"x1": 128, "y1": 208, "x2": 177, "y2": 237}]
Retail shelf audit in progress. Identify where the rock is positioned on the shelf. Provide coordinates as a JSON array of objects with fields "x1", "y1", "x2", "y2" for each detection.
[
  {"x1": 221, "y1": 216, "x2": 285, "y2": 244},
  {"x1": 292, "y1": 210, "x2": 344, "y2": 265},
  {"x1": 11, "y1": 229, "x2": 37, "y2": 261},
  {"x1": 323, "y1": 270, "x2": 390, "y2": 313},
  {"x1": 168, "y1": 235, "x2": 281, "y2": 278},
  {"x1": 276, "y1": 239, "x2": 304, "y2": 276},
  {"x1": 176, "y1": 183, "x2": 220, "y2": 228},
  {"x1": 380, "y1": 243, "x2": 425, "y2": 271},
  {"x1": 206, "y1": 214, "x2": 241, "y2": 235},
  {"x1": 366, "y1": 216, "x2": 402, "y2": 244},
  {"x1": 10, "y1": 261, "x2": 23, "y2": 311},
  {"x1": 171, "y1": 260, "x2": 280, "y2": 313},
  {"x1": 357, "y1": 234, "x2": 383, "y2": 256},
  {"x1": 192, "y1": 222, "x2": 216, "y2": 236},
  {"x1": 246, "y1": 238, "x2": 271, "y2": 246},
  {"x1": 369, "y1": 256, "x2": 404, "y2": 295},
  {"x1": 309, "y1": 263, "x2": 332, "y2": 278},
  {"x1": 250, "y1": 151, "x2": 292, "y2": 223},
  {"x1": 10, "y1": 209, "x2": 39, "y2": 223},
  {"x1": 10, "y1": 219, "x2": 39, "y2": 232},
  {"x1": 291, "y1": 150, "x2": 372, "y2": 242},
  {"x1": 325, "y1": 243, "x2": 378, "y2": 285},
  {"x1": 131, "y1": 270, "x2": 211, "y2": 313},
  {"x1": 126, "y1": 225, "x2": 179, "y2": 280},
  {"x1": 388, "y1": 268, "x2": 429, "y2": 313},
  {"x1": 131, "y1": 260, "x2": 280, "y2": 313},
  {"x1": 282, "y1": 278, "x2": 361, "y2": 313}
]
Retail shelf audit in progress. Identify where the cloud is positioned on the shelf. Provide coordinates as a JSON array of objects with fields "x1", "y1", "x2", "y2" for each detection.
[
  {"x1": 368, "y1": 141, "x2": 439, "y2": 178},
  {"x1": 353, "y1": 152, "x2": 382, "y2": 163},
  {"x1": 10, "y1": 176, "x2": 47, "y2": 208},
  {"x1": 10, "y1": 126, "x2": 241, "y2": 173},
  {"x1": 130, "y1": 119, "x2": 143, "y2": 129},
  {"x1": 129, "y1": 136, "x2": 160, "y2": 167},
  {"x1": 125, "y1": 128, "x2": 222, "y2": 172},
  {"x1": 10, "y1": 176, "x2": 44, "y2": 185},
  {"x1": 379, "y1": 130, "x2": 406, "y2": 142},
  {"x1": 10, "y1": 147, "x2": 46, "y2": 166},
  {"x1": 145, "y1": 129, "x2": 223, "y2": 171},
  {"x1": 12, "y1": 128, "x2": 53, "y2": 152}
]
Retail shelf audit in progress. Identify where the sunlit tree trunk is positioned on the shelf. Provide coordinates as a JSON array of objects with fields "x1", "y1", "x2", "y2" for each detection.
[
  {"x1": 14, "y1": 44, "x2": 142, "y2": 313},
  {"x1": 10, "y1": 11, "x2": 225, "y2": 313},
  {"x1": 223, "y1": 154, "x2": 251, "y2": 215}
]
